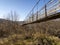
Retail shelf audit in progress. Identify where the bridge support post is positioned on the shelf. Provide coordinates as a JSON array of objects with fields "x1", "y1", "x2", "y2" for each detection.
[
  {"x1": 36, "y1": 11, "x2": 38, "y2": 21},
  {"x1": 45, "y1": 5, "x2": 47, "y2": 17},
  {"x1": 32, "y1": 15, "x2": 34, "y2": 22}
]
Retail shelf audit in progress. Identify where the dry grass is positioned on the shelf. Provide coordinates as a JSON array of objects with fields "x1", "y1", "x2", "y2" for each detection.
[
  {"x1": 0, "y1": 19, "x2": 60, "y2": 45},
  {"x1": 0, "y1": 33, "x2": 60, "y2": 45}
]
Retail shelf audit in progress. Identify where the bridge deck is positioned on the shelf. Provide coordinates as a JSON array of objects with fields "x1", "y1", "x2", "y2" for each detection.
[{"x1": 23, "y1": 12, "x2": 60, "y2": 25}]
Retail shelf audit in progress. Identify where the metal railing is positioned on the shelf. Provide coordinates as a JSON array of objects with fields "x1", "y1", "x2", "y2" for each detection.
[{"x1": 24, "y1": 0, "x2": 60, "y2": 24}]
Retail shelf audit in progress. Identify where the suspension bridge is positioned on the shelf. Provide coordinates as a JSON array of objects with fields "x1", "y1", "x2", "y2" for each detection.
[{"x1": 23, "y1": 0, "x2": 60, "y2": 25}]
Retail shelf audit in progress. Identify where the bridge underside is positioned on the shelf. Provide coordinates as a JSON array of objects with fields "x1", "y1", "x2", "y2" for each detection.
[{"x1": 23, "y1": 12, "x2": 60, "y2": 25}]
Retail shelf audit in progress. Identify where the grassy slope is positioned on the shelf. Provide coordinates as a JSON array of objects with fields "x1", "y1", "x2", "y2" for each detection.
[{"x1": 0, "y1": 19, "x2": 60, "y2": 45}]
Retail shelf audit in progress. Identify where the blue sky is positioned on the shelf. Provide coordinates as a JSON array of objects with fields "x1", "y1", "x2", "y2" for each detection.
[{"x1": 0, "y1": 0, "x2": 50, "y2": 21}]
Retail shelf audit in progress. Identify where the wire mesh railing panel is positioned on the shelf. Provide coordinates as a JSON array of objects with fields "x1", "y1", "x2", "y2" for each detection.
[
  {"x1": 39, "y1": 8, "x2": 45, "y2": 18},
  {"x1": 47, "y1": 0, "x2": 60, "y2": 16}
]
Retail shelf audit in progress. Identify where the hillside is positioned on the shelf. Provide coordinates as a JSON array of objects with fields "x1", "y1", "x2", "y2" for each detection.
[
  {"x1": 0, "y1": 19, "x2": 25, "y2": 37},
  {"x1": 24, "y1": 19, "x2": 60, "y2": 38},
  {"x1": 0, "y1": 19, "x2": 60, "y2": 45}
]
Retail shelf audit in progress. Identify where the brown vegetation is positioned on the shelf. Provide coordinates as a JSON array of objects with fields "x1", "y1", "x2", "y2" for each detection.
[{"x1": 0, "y1": 19, "x2": 60, "y2": 45}]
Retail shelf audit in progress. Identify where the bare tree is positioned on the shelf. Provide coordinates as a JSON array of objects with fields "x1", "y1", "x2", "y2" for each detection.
[
  {"x1": 5, "y1": 11, "x2": 20, "y2": 34},
  {"x1": 6, "y1": 11, "x2": 19, "y2": 21}
]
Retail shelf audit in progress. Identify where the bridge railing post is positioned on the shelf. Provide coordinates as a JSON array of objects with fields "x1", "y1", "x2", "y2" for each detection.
[
  {"x1": 32, "y1": 15, "x2": 34, "y2": 22},
  {"x1": 36, "y1": 11, "x2": 38, "y2": 21},
  {"x1": 45, "y1": 4, "x2": 47, "y2": 17}
]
